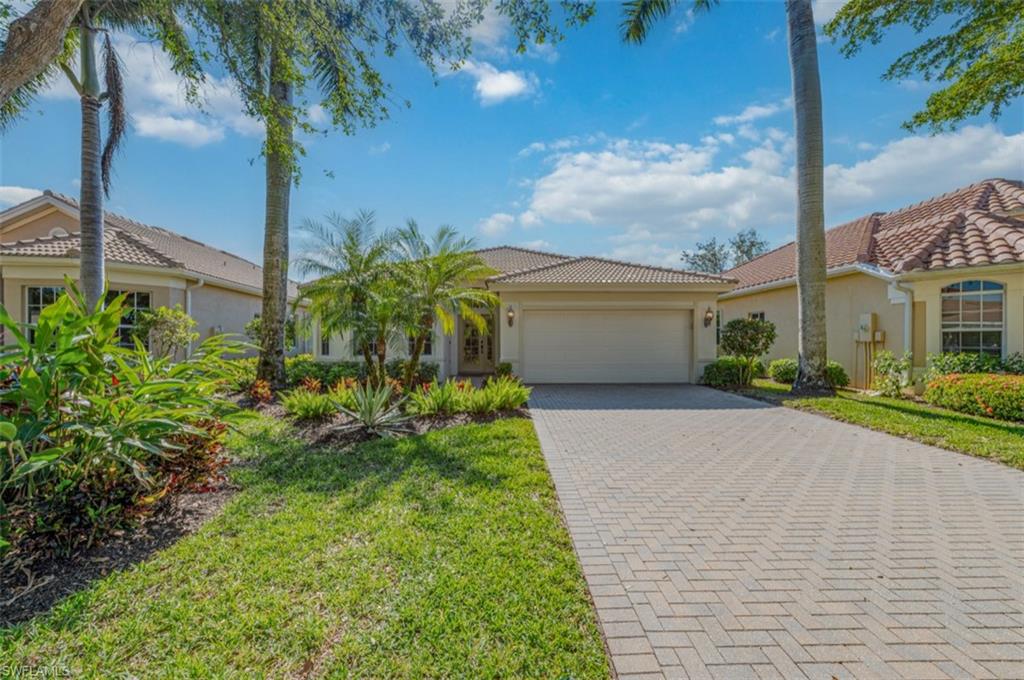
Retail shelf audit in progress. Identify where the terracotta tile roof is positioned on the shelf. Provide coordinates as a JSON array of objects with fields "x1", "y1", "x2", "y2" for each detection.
[
  {"x1": 726, "y1": 178, "x2": 1024, "y2": 292},
  {"x1": 488, "y1": 255, "x2": 736, "y2": 285},
  {"x1": 1, "y1": 190, "x2": 298, "y2": 297},
  {"x1": 1, "y1": 226, "x2": 181, "y2": 268},
  {"x1": 474, "y1": 246, "x2": 571, "y2": 274}
]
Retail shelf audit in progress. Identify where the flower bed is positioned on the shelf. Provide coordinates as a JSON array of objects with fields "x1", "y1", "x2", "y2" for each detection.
[{"x1": 923, "y1": 373, "x2": 1024, "y2": 422}]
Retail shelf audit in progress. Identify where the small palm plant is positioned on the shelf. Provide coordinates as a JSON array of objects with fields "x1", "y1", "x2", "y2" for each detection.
[{"x1": 332, "y1": 382, "x2": 414, "y2": 439}]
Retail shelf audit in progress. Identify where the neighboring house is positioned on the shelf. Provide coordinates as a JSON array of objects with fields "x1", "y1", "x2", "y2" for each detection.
[
  {"x1": 0, "y1": 190, "x2": 305, "y2": 353},
  {"x1": 314, "y1": 246, "x2": 736, "y2": 383},
  {"x1": 719, "y1": 179, "x2": 1024, "y2": 387}
]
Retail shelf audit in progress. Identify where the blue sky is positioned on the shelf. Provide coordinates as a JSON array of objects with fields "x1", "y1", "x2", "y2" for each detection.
[{"x1": 1, "y1": 0, "x2": 1022, "y2": 272}]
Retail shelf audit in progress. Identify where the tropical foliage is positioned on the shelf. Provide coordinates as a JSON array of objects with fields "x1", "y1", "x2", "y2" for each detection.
[
  {"x1": 406, "y1": 377, "x2": 531, "y2": 417},
  {"x1": 280, "y1": 389, "x2": 336, "y2": 421},
  {"x1": 333, "y1": 383, "x2": 414, "y2": 439},
  {"x1": 0, "y1": 282, "x2": 244, "y2": 555},
  {"x1": 134, "y1": 304, "x2": 199, "y2": 358},
  {"x1": 924, "y1": 373, "x2": 1024, "y2": 423},
  {"x1": 871, "y1": 350, "x2": 912, "y2": 398}
]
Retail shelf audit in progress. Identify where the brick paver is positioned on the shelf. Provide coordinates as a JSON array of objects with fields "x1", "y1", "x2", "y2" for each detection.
[{"x1": 530, "y1": 385, "x2": 1024, "y2": 680}]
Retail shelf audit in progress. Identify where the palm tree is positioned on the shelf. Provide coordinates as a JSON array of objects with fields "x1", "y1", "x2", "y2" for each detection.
[
  {"x1": 294, "y1": 211, "x2": 396, "y2": 386},
  {"x1": 621, "y1": 0, "x2": 832, "y2": 395},
  {"x1": 394, "y1": 223, "x2": 498, "y2": 386},
  {"x1": 2, "y1": 0, "x2": 200, "y2": 310}
]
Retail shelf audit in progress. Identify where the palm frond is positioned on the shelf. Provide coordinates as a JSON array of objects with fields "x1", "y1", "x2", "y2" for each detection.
[
  {"x1": 621, "y1": 0, "x2": 677, "y2": 44},
  {"x1": 100, "y1": 33, "x2": 125, "y2": 198}
]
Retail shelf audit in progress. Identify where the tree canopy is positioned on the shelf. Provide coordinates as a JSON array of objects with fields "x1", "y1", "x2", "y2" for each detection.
[{"x1": 825, "y1": 0, "x2": 1024, "y2": 131}]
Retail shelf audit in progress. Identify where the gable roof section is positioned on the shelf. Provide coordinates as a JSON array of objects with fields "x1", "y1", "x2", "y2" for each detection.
[
  {"x1": 488, "y1": 255, "x2": 736, "y2": 285},
  {"x1": 726, "y1": 178, "x2": 1024, "y2": 292},
  {"x1": 473, "y1": 245, "x2": 571, "y2": 274},
  {"x1": 1, "y1": 190, "x2": 298, "y2": 297}
]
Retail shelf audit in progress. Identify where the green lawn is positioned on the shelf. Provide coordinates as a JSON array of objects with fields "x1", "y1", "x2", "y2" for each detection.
[
  {"x1": 1, "y1": 416, "x2": 610, "y2": 678},
  {"x1": 736, "y1": 379, "x2": 1024, "y2": 470}
]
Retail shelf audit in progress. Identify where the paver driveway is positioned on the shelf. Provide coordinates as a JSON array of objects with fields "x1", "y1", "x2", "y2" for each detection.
[{"x1": 529, "y1": 385, "x2": 1024, "y2": 680}]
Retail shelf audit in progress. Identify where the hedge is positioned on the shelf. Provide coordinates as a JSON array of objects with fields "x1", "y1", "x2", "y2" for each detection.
[
  {"x1": 768, "y1": 358, "x2": 849, "y2": 388},
  {"x1": 923, "y1": 373, "x2": 1024, "y2": 422},
  {"x1": 702, "y1": 356, "x2": 765, "y2": 387},
  {"x1": 232, "y1": 354, "x2": 439, "y2": 389}
]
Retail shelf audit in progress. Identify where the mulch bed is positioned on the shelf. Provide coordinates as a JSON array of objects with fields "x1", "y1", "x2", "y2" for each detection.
[
  {"x1": 297, "y1": 408, "x2": 532, "y2": 448},
  {"x1": 1, "y1": 486, "x2": 236, "y2": 627}
]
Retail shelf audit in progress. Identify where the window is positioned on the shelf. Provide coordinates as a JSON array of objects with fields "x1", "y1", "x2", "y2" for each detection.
[
  {"x1": 107, "y1": 290, "x2": 151, "y2": 347},
  {"x1": 26, "y1": 286, "x2": 66, "y2": 336},
  {"x1": 715, "y1": 311, "x2": 722, "y2": 346},
  {"x1": 941, "y1": 280, "x2": 1004, "y2": 357},
  {"x1": 320, "y1": 329, "x2": 330, "y2": 356},
  {"x1": 408, "y1": 333, "x2": 433, "y2": 356},
  {"x1": 352, "y1": 336, "x2": 379, "y2": 356},
  {"x1": 748, "y1": 311, "x2": 766, "y2": 321}
]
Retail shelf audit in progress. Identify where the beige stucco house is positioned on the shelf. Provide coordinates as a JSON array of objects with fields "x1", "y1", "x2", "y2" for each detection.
[
  {"x1": 314, "y1": 246, "x2": 737, "y2": 383},
  {"x1": 0, "y1": 190, "x2": 305, "y2": 353},
  {"x1": 719, "y1": 179, "x2": 1024, "y2": 387}
]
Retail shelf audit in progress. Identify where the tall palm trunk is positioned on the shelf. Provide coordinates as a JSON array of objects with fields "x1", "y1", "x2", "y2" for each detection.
[
  {"x1": 257, "y1": 49, "x2": 293, "y2": 388},
  {"x1": 402, "y1": 316, "x2": 432, "y2": 386},
  {"x1": 78, "y1": 6, "x2": 105, "y2": 310},
  {"x1": 786, "y1": 0, "x2": 832, "y2": 396}
]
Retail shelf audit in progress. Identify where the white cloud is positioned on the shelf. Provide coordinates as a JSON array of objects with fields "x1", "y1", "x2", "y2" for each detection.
[
  {"x1": 606, "y1": 241, "x2": 682, "y2": 268},
  {"x1": 43, "y1": 35, "x2": 261, "y2": 147},
  {"x1": 812, "y1": 0, "x2": 850, "y2": 25},
  {"x1": 459, "y1": 61, "x2": 538, "y2": 105},
  {"x1": 369, "y1": 142, "x2": 391, "y2": 155},
  {"x1": 713, "y1": 98, "x2": 791, "y2": 126},
  {"x1": 134, "y1": 114, "x2": 225, "y2": 147},
  {"x1": 518, "y1": 210, "x2": 542, "y2": 227},
  {"x1": 674, "y1": 9, "x2": 696, "y2": 34},
  {"x1": 468, "y1": 5, "x2": 510, "y2": 52},
  {"x1": 515, "y1": 124, "x2": 1022, "y2": 261},
  {"x1": 308, "y1": 105, "x2": 328, "y2": 124},
  {"x1": 0, "y1": 186, "x2": 42, "y2": 208},
  {"x1": 478, "y1": 212, "x2": 515, "y2": 236}
]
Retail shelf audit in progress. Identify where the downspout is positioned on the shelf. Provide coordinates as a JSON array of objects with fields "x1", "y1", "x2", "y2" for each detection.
[
  {"x1": 892, "y1": 279, "x2": 914, "y2": 380},
  {"x1": 185, "y1": 278, "x2": 205, "y2": 356}
]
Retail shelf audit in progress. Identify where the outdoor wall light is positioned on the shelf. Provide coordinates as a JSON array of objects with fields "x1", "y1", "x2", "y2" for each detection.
[
  {"x1": 703, "y1": 307, "x2": 714, "y2": 328},
  {"x1": 506, "y1": 306, "x2": 515, "y2": 327}
]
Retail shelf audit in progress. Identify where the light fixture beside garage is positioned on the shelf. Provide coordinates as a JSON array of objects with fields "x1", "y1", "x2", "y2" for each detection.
[
  {"x1": 506, "y1": 306, "x2": 515, "y2": 327},
  {"x1": 703, "y1": 307, "x2": 714, "y2": 328}
]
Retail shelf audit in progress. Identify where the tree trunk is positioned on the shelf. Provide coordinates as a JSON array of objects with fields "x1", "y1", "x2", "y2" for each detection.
[
  {"x1": 0, "y1": 0, "x2": 84, "y2": 106},
  {"x1": 77, "y1": 8, "x2": 104, "y2": 310},
  {"x1": 375, "y1": 336, "x2": 388, "y2": 388},
  {"x1": 256, "y1": 49, "x2": 293, "y2": 388},
  {"x1": 786, "y1": 0, "x2": 832, "y2": 396},
  {"x1": 402, "y1": 316, "x2": 432, "y2": 386}
]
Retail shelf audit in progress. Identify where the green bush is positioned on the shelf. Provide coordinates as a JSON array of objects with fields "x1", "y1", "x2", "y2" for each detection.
[
  {"x1": 280, "y1": 389, "x2": 338, "y2": 420},
  {"x1": 718, "y1": 318, "x2": 776, "y2": 385},
  {"x1": 826, "y1": 361, "x2": 850, "y2": 388},
  {"x1": 702, "y1": 356, "x2": 759, "y2": 387},
  {"x1": 468, "y1": 376, "x2": 532, "y2": 413},
  {"x1": 0, "y1": 281, "x2": 244, "y2": 555},
  {"x1": 405, "y1": 379, "x2": 470, "y2": 416},
  {"x1": 496, "y1": 362, "x2": 513, "y2": 377},
  {"x1": 333, "y1": 383, "x2": 414, "y2": 438},
  {"x1": 768, "y1": 358, "x2": 798, "y2": 384},
  {"x1": 923, "y1": 373, "x2": 1024, "y2": 422},
  {"x1": 872, "y1": 351, "x2": 912, "y2": 398},
  {"x1": 927, "y1": 351, "x2": 1024, "y2": 377}
]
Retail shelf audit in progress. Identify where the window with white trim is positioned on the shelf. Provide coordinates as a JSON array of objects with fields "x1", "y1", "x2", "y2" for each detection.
[
  {"x1": 408, "y1": 333, "x2": 433, "y2": 356},
  {"x1": 26, "y1": 286, "x2": 66, "y2": 338},
  {"x1": 107, "y1": 290, "x2": 151, "y2": 347},
  {"x1": 940, "y1": 280, "x2": 1003, "y2": 357},
  {"x1": 748, "y1": 311, "x2": 766, "y2": 321}
]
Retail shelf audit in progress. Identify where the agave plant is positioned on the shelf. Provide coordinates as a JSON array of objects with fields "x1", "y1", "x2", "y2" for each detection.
[{"x1": 332, "y1": 382, "x2": 414, "y2": 439}]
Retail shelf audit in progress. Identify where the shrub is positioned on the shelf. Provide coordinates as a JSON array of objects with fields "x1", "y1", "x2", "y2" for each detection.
[
  {"x1": 476, "y1": 375, "x2": 531, "y2": 411},
  {"x1": 927, "y1": 351, "x2": 1024, "y2": 378},
  {"x1": 0, "y1": 281, "x2": 243, "y2": 555},
  {"x1": 281, "y1": 389, "x2": 337, "y2": 421},
  {"x1": 768, "y1": 358, "x2": 798, "y2": 384},
  {"x1": 496, "y1": 362, "x2": 513, "y2": 378},
  {"x1": 249, "y1": 378, "x2": 273, "y2": 403},
  {"x1": 334, "y1": 383, "x2": 414, "y2": 438},
  {"x1": 245, "y1": 315, "x2": 297, "y2": 351},
  {"x1": 872, "y1": 351, "x2": 912, "y2": 398},
  {"x1": 826, "y1": 360, "x2": 850, "y2": 388},
  {"x1": 133, "y1": 304, "x2": 199, "y2": 358},
  {"x1": 406, "y1": 379, "x2": 468, "y2": 416},
  {"x1": 298, "y1": 375, "x2": 322, "y2": 393},
  {"x1": 230, "y1": 356, "x2": 258, "y2": 390},
  {"x1": 923, "y1": 373, "x2": 1024, "y2": 422},
  {"x1": 1004, "y1": 352, "x2": 1024, "y2": 375},
  {"x1": 702, "y1": 356, "x2": 750, "y2": 387},
  {"x1": 719, "y1": 318, "x2": 776, "y2": 385}
]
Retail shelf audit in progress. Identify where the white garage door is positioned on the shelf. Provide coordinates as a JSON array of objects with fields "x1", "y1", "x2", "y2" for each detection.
[{"x1": 522, "y1": 309, "x2": 692, "y2": 383}]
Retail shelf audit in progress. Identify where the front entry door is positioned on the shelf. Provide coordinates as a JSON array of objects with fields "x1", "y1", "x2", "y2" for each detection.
[{"x1": 460, "y1": 313, "x2": 495, "y2": 373}]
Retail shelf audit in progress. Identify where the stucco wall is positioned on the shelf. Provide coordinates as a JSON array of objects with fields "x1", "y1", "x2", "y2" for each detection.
[
  {"x1": 718, "y1": 273, "x2": 906, "y2": 387},
  {"x1": 314, "y1": 318, "x2": 449, "y2": 375},
  {"x1": 495, "y1": 289, "x2": 720, "y2": 381},
  {"x1": 188, "y1": 284, "x2": 262, "y2": 344},
  {"x1": 1, "y1": 208, "x2": 80, "y2": 241}
]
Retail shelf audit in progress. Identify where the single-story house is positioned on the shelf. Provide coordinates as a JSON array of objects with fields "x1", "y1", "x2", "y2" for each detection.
[
  {"x1": 719, "y1": 178, "x2": 1024, "y2": 386},
  {"x1": 0, "y1": 190, "x2": 305, "y2": 353},
  {"x1": 314, "y1": 247, "x2": 737, "y2": 383}
]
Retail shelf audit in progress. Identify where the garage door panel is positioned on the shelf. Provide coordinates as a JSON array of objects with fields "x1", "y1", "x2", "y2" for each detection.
[{"x1": 523, "y1": 309, "x2": 691, "y2": 383}]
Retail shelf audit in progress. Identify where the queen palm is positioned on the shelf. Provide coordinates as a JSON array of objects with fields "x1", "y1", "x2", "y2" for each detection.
[
  {"x1": 622, "y1": 0, "x2": 832, "y2": 395},
  {"x1": 2, "y1": 0, "x2": 200, "y2": 309},
  {"x1": 294, "y1": 211, "x2": 396, "y2": 384},
  {"x1": 394, "y1": 223, "x2": 498, "y2": 386}
]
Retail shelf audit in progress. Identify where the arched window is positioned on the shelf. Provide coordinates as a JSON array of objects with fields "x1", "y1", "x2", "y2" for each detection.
[
  {"x1": 48, "y1": 227, "x2": 69, "y2": 238},
  {"x1": 941, "y1": 280, "x2": 1004, "y2": 356}
]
